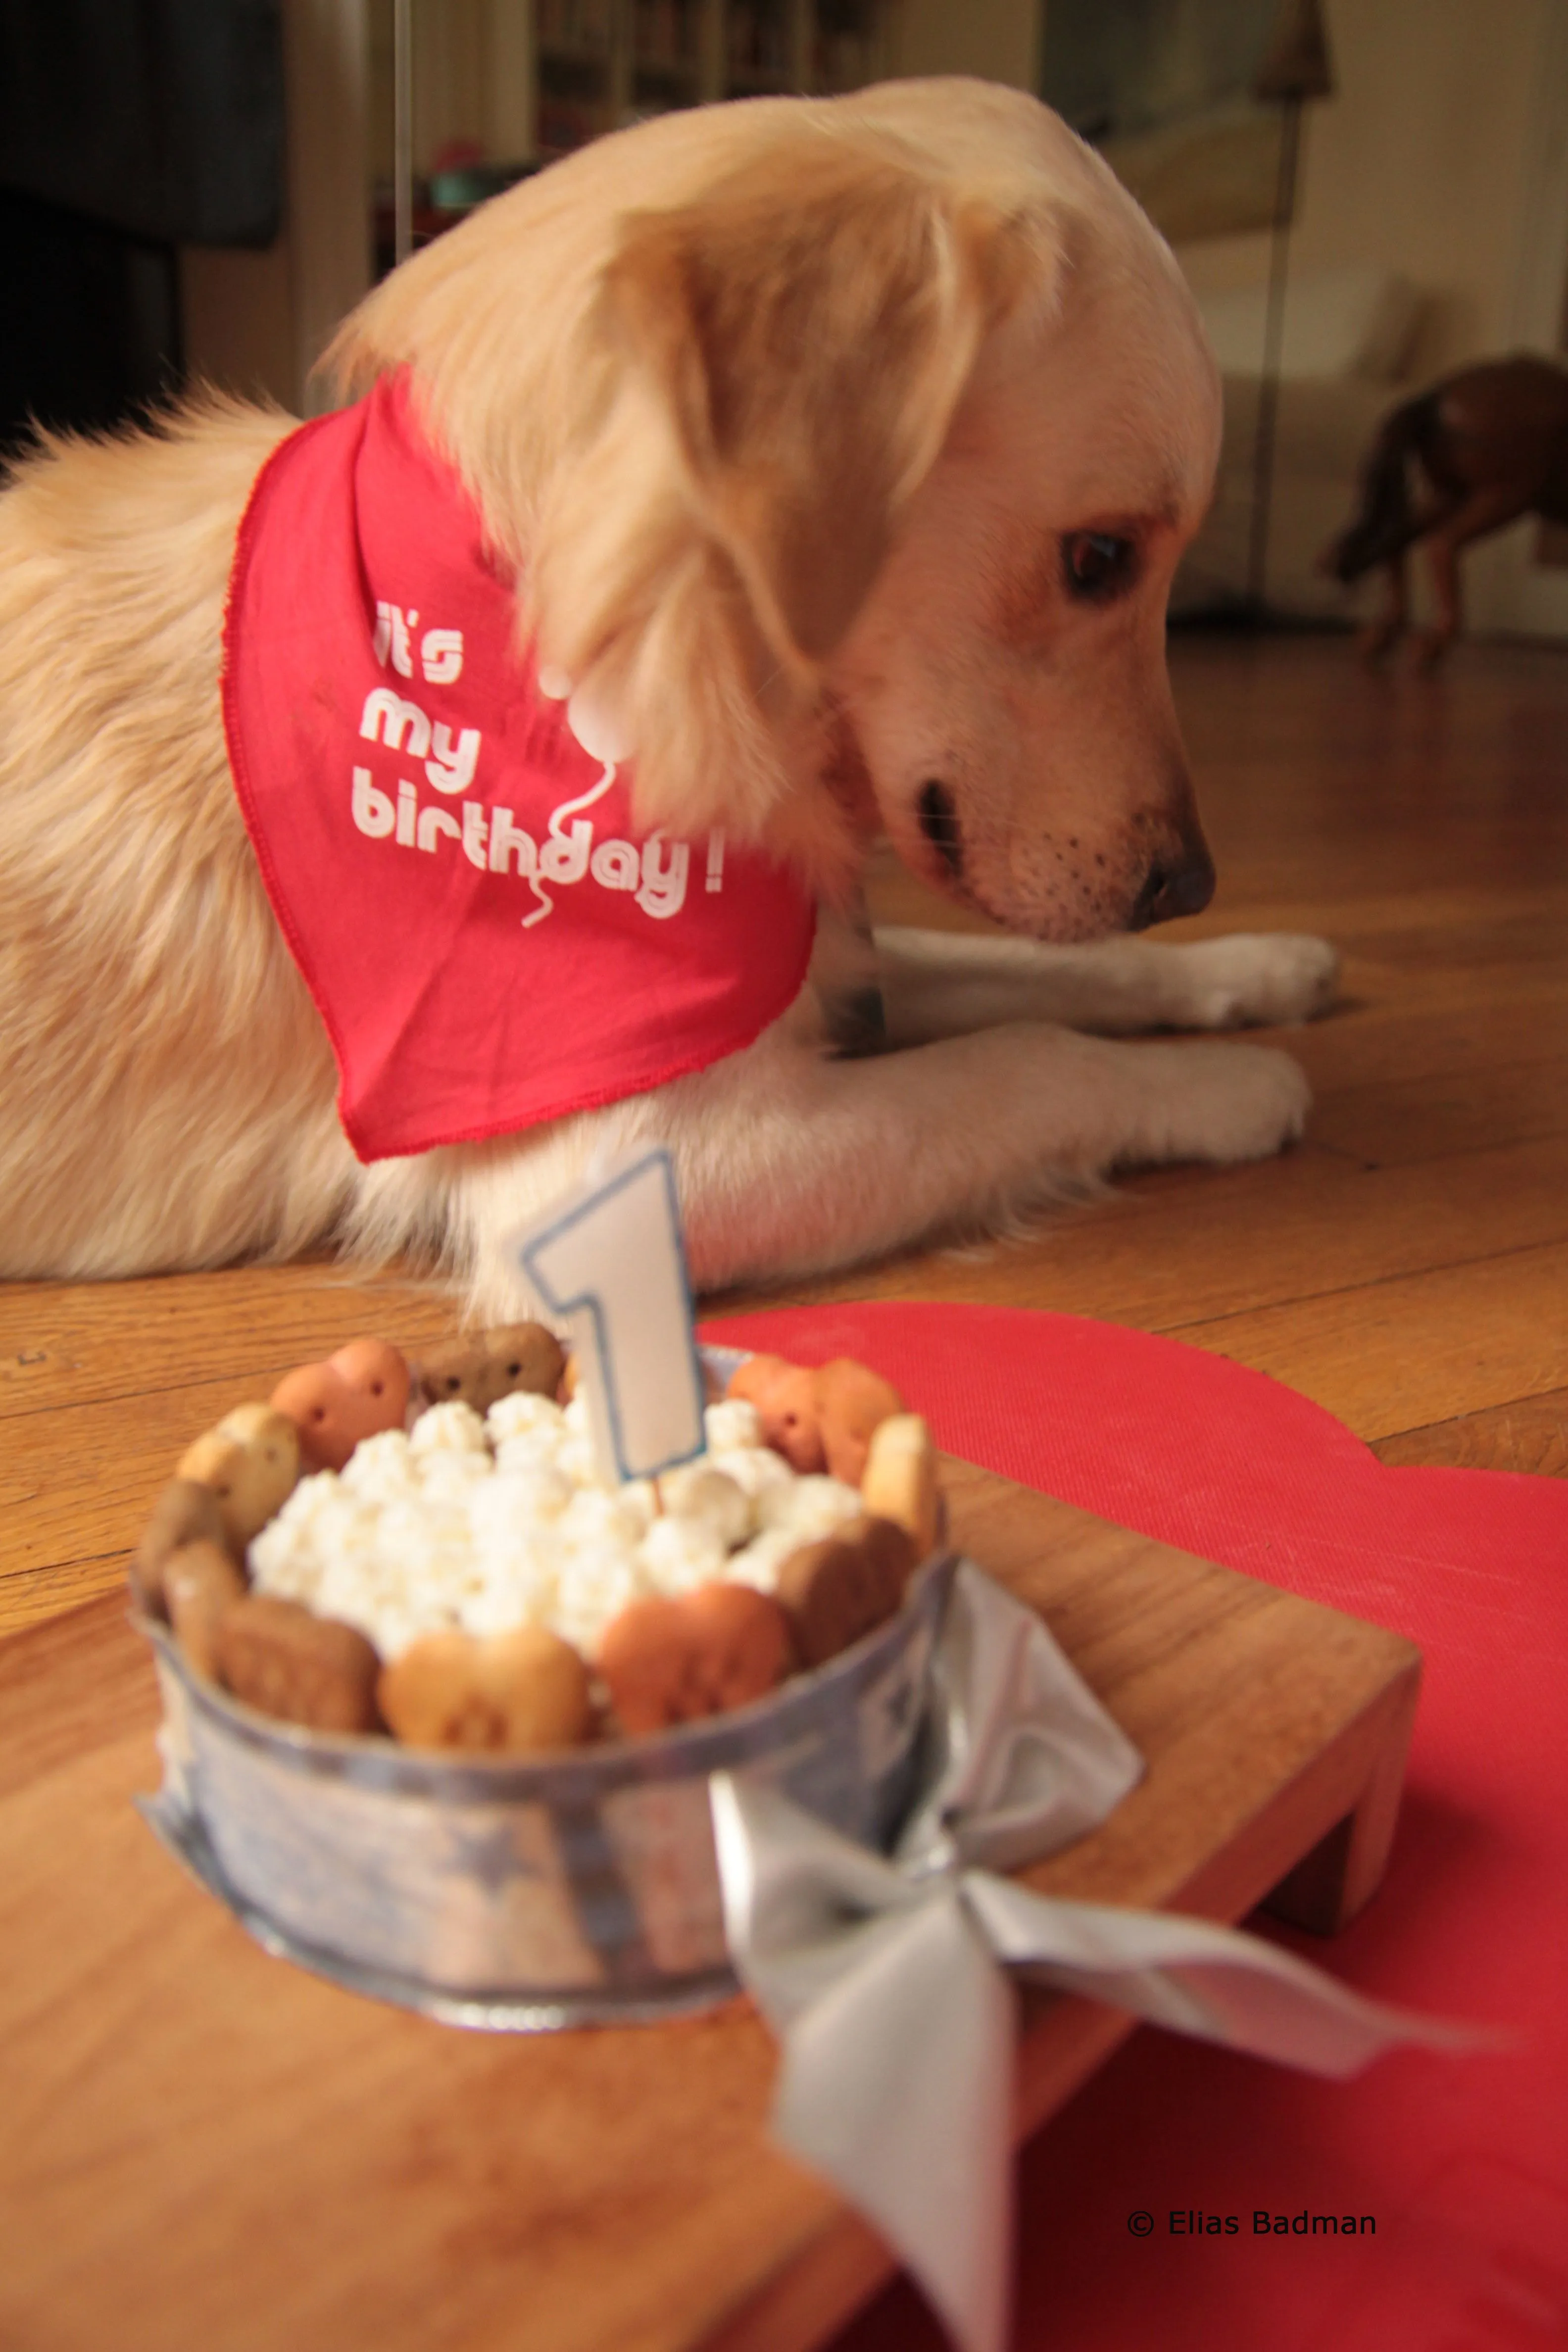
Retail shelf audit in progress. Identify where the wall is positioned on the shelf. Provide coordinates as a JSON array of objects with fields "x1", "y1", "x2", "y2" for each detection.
[
  {"x1": 181, "y1": 0, "x2": 371, "y2": 416},
  {"x1": 173, "y1": 1, "x2": 1563, "y2": 434},
  {"x1": 185, "y1": 0, "x2": 1046, "y2": 416},
  {"x1": 896, "y1": 0, "x2": 1559, "y2": 383},
  {"x1": 1174, "y1": 0, "x2": 1555, "y2": 380},
  {"x1": 369, "y1": 0, "x2": 535, "y2": 183},
  {"x1": 894, "y1": 0, "x2": 1041, "y2": 92}
]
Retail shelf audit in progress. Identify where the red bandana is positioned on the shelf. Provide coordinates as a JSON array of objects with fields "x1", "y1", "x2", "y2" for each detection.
[{"x1": 222, "y1": 373, "x2": 816, "y2": 1162}]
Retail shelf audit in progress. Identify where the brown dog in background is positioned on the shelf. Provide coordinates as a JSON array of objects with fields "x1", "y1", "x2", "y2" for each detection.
[
  {"x1": 0, "y1": 80, "x2": 1337, "y2": 1317},
  {"x1": 1323, "y1": 353, "x2": 1568, "y2": 667}
]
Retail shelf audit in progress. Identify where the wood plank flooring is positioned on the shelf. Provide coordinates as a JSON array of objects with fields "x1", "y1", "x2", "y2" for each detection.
[{"x1": 4, "y1": 631, "x2": 1566, "y2": 1638}]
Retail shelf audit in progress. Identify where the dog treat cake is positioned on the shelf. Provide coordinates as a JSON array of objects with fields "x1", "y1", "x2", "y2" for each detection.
[{"x1": 132, "y1": 1327, "x2": 940, "y2": 1755}]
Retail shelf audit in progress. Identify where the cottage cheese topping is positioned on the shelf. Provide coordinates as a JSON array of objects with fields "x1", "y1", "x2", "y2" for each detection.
[{"x1": 247, "y1": 1392, "x2": 863, "y2": 1662}]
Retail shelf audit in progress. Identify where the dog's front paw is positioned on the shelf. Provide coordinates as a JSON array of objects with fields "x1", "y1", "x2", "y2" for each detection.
[
  {"x1": 1127, "y1": 1039, "x2": 1312, "y2": 1168},
  {"x1": 1190, "y1": 1041, "x2": 1312, "y2": 1160},
  {"x1": 1176, "y1": 933, "x2": 1340, "y2": 1029}
]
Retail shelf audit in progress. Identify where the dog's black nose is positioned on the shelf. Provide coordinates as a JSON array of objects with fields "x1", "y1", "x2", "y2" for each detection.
[
  {"x1": 1129, "y1": 844, "x2": 1216, "y2": 929},
  {"x1": 917, "y1": 779, "x2": 963, "y2": 878}
]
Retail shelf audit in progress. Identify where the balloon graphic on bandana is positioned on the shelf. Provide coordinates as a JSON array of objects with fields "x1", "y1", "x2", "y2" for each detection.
[
  {"x1": 537, "y1": 665, "x2": 632, "y2": 768},
  {"x1": 528, "y1": 665, "x2": 633, "y2": 928}
]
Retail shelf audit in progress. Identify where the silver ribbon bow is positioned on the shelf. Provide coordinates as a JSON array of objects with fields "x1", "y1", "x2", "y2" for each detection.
[{"x1": 710, "y1": 1563, "x2": 1483, "y2": 2352}]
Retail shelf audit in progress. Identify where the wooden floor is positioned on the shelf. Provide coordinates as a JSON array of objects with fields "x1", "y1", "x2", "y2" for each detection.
[{"x1": 4, "y1": 631, "x2": 1567, "y2": 1640}]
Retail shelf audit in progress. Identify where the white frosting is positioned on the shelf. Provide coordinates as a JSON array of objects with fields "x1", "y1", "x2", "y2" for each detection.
[
  {"x1": 640, "y1": 1512, "x2": 730, "y2": 1592},
  {"x1": 408, "y1": 1399, "x2": 490, "y2": 1457},
  {"x1": 246, "y1": 1386, "x2": 863, "y2": 1664},
  {"x1": 757, "y1": 1473, "x2": 869, "y2": 1541},
  {"x1": 657, "y1": 1464, "x2": 754, "y2": 1548},
  {"x1": 703, "y1": 1397, "x2": 763, "y2": 1452},
  {"x1": 706, "y1": 1441, "x2": 794, "y2": 1505},
  {"x1": 486, "y1": 1390, "x2": 567, "y2": 1444}
]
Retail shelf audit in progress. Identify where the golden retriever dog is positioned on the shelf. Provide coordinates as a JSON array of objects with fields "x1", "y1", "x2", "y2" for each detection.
[{"x1": 0, "y1": 79, "x2": 1335, "y2": 1315}]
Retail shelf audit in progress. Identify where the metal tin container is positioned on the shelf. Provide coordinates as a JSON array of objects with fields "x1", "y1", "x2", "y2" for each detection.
[{"x1": 138, "y1": 1551, "x2": 953, "y2": 2030}]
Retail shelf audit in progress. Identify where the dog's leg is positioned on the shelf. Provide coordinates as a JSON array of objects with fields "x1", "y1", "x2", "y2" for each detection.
[
  {"x1": 1357, "y1": 549, "x2": 1409, "y2": 664},
  {"x1": 616, "y1": 1018, "x2": 1313, "y2": 1292},
  {"x1": 871, "y1": 925, "x2": 1339, "y2": 1044},
  {"x1": 1412, "y1": 484, "x2": 1529, "y2": 669}
]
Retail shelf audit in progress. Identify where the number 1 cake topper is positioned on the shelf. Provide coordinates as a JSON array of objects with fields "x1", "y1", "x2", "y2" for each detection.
[{"x1": 507, "y1": 1147, "x2": 707, "y2": 1487}]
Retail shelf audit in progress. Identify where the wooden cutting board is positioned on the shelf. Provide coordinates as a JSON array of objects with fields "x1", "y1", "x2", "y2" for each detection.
[{"x1": 0, "y1": 1458, "x2": 1419, "y2": 2352}]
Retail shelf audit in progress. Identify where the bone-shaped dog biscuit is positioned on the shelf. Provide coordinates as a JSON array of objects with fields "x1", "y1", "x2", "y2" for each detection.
[
  {"x1": 860, "y1": 1413, "x2": 942, "y2": 1557},
  {"x1": 598, "y1": 1582, "x2": 795, "y2": 1736},
  {"x1": 417, "y1": 1322, "x2": 566, "y2": 1414},
  {"x1": 215, "y1": 1594, "x2": 382, "y2": 1733},
  {"x1": 726, "y1": 1353, "x2": 904, "y2": 1481},
  {"x1": 177, "y1": 1404, "x2": 301, "y2": 1548},
  {"x1": 134, "y1": 1476, "x2": 232, "y2": 1613},
  {"x1": 163, "y1": 1538, "x2": 247, "y2": 1681},
  {"x1": 814, "y1": 1358, "x2": 905, "y2": 1484},
  {"x1": 774, "y1": 1514, "x2": 918, "y2": 1667},
  {"x1": 271, "y1": 1338, "x2": 410, "y2": 1471},
  {"x1": 378, "y1": 1623, "x2": 591, "y2": 1753},
  {"x1": 726, "y1": 1354, "x2": 828, "y2": 1472}
]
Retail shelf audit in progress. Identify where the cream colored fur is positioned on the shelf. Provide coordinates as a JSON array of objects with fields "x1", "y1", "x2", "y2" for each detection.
[{"x1": 0, "y1": 80, "x2": 1335, "y2": 1313}]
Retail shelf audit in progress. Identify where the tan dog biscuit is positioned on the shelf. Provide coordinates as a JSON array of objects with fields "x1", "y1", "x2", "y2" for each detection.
[
  {"x1": 727, "y1": 1352, "x2": 903, "y2": 1479},
  {"x1": 216, "y1": 1400, "x2": 304, "y2": 1462},
  {"x1": 134, "y1": 1477, "x2": 232, "y2": 1613},
  {"x1": 418, "y1": 1322, "x2": 566, "y2": 1414},
  {"x1": 598, "y1": 1596, "x2": 708, "y2": 1735},
  {"x1": 215, "y1": 1594, "x2": 382, "y2": 1734},
  {"x1": 726, "y1": 1354, "x2": 827, "y2": 1472},
  {"x1": 178, "y1": 1405, "x2": 300, "y2": 1548},
  {"x1": 163, "y1": 1539, "x2": 247, "y2": 1681},
  {"x1": 861, "y1": 1414, "x2": 942, "y2": 1557},
  {"x1": 775, "y1": 1514, "x2": 917, "y2": 1667},
  {"x1": 412, "y1": 1339, "x2": 490, "y2": 1413},
  {"x1": 455, "y1": 1623, "x2": 592, "y2": 1750},
  {"x1": 327, "y1": 1336, "x2": 411, "y2": 1420},
  {"x1": 378, "y1": 1631, "x2": 490, "y2": 1748},
  {"x1": 683, "y1": 1583, "x2": 797, "y2": 1711},
  {"x1": 814, "y1": 1358, "x2": 904, "y2": 1485},
  {"x1": 599, "y1": 1583, "x2": 795, "y2": 1736},
  {"x1": 271, "y1": 1338, "x2": 410, "y2": 1472},
  {"x1": 378, "y1": 1623, "x2": 591, "y2": 1753}
]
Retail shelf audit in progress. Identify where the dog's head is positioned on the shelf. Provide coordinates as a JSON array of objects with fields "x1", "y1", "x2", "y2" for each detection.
[{"x1": 332, "y1": 81, "x2": 1221, "y2": 941}]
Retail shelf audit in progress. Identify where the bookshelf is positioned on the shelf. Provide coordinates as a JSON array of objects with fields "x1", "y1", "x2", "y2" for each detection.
[
  {"x1": 538, "y1": 0, "x2": 893, "y2": 156},
  {"x1": 370, "y1": 0, "x2": 894, "y2": 206}
]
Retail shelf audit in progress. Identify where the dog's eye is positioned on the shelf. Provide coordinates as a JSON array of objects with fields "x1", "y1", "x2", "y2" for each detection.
[{"x1": 1062, "y1": 532, "x2": 1137, "y2": 602}]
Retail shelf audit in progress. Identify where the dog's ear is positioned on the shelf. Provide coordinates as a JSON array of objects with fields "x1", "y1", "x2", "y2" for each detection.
[{"x1": 598, "y1": 141, "x2": 1065, "y2": 672}]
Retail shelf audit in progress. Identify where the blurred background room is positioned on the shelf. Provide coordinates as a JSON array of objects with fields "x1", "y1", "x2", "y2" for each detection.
[{"x1": 5, "y1": 0, "x2": 1567, "y2": 645}]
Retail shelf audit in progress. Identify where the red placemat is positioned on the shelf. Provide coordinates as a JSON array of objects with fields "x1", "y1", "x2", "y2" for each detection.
[{"x1": 702, "y1": 1304, "x2": 1568, "y2": 2352}]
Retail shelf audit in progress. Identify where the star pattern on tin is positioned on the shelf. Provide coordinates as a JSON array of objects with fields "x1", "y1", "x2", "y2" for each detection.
[{"x1": 439, "y1": 1817, "x2": 545, "y2": 1897}]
